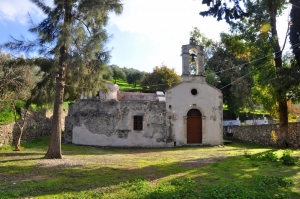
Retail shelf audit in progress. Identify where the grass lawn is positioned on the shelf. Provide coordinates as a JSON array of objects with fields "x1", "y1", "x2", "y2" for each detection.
[
  {"x1": 1, "y1": 136, "x2": 300, "y2": 199},
  {"x1": 112, "y1": 79, "x2": 142, "y2": 92}
]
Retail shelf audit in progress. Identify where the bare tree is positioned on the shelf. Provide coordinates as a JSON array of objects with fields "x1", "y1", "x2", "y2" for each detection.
[{"x1": 0, "y1": 54, "x2": 40, "y2": 150}]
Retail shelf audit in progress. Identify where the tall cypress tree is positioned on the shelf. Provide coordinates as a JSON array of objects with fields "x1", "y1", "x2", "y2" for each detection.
[{"x1": 5, "y1": 0, "x2": 123, "y2": 158}]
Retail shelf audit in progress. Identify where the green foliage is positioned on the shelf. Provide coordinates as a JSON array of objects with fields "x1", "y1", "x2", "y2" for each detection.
[
  {"x1": 125, "y1": 68, "x2": 145, "y2": 88},
  {"x1": 140, "y1": 65, "x2": 181, "y2": 92},
  {"x1": 0, "y1": 144, "x2": 14, "y2": 151},
  {"x1": 0, "y1": 51, "x2": 42, "y2": 111},
  {"x1": 205, "y1": 69, "x2": 218, "y2": 87},
  {"x1": 0, "y1": 108, "x2": 15, "y2": 124},
  {"x1": 199, "y1": 184, "x2": 263, "y2": 199},
  {"x1": 199, "y1": 176, "x2": 294, "y2": 199},
  {"x1": 3, "y1": 2, "x2": 124, "y2": 159},
  {"x1": 280, "y1": 150, "x2": 298, "y2": 166},
  {"x1": 206, "y1": 48, "x2": 253, "y2": 118},
  {"x1": 257, "y1": 151, "x2": 278, "y2": 162},
  {"x1": 244, "y1": 150, "x2": 298, "y2": 166},
  {"x1": 189, "y1": 27, "x2": 218, "y2": 61},
  {"x1": 109, "y1": 65, "x2": 126, "y2": 84},
  {"x1": 199, "y1": 0, "x2": 249, "y2": 23},
  {"x1": 4, "y1": 0, "x2": 123, "y2": 158},
  {"x1": 114, "y1": 79, "x2": 142, "y2": 92},
  {"x1": 0, "y1": 100, "x2": 25, "y2": 124},
  {"x1": 255, "y1": 175, "x2": 294, "y2": 188},
  {"x1": 62, "y1": 101, "x2": 74, "y2": 110},
  {"x1": 217, "y1": 1, "x2": 293, "y2": 124}
]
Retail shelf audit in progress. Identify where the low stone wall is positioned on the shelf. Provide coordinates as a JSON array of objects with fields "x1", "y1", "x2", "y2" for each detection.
[
  {"x1": 232, "y1": 123, "x2": 300, "y2": 147},
  {"x1": 0, "y1": 109, "x2": 52, "y2": 146}
]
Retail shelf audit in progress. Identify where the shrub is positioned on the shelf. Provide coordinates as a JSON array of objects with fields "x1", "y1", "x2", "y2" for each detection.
[
  {"x1": 255, "y1": 175, "x2": 294, "y2": 188},
  {"x1": 258, "y1": 151, "x2": 278, "y2": 162},
  {"x1": 280, "y1": 150, "x2": 298, "y2": 166}
]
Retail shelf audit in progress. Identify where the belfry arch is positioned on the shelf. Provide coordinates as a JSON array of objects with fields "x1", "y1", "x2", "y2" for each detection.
[{"x1": 181, "y1": 37, "x2": 205, "y2": 76}]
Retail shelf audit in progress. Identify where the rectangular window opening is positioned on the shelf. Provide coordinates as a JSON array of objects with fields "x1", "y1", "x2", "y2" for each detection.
[{"x1": 134, "y1": 116, "x2": 143, "y2": 130}]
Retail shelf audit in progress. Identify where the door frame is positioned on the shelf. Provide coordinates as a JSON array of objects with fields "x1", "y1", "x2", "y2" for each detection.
[{"x1": 186, "y1": 109, "x2": 202, "y2": 144}]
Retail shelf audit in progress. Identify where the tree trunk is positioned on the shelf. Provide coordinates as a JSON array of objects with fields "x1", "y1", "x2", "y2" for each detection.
[
  {"x1": 14, "y1": 127, "x2": 24, "y2": 151},
  {"x1": 44, "y1": 69, "x2": 65, "y2": 159},
  {"x1": 44, "y1": 44, "x2": 68, "y2": 159},
  {"x1": 13, "y1": 108, "x2": 28, "y2": 151},
  {"x1": 268, "y1": 2, "x2": 289, "y2": 147},
  {"x1": 279, "y1": 99, "x2": 289, "y2": 147},
  {"x1": 45, "y1": 44, "x2": 69, "y2": 159},
  {"x1": 44, "y1": 0, "x2": 70, "y2": 159}
]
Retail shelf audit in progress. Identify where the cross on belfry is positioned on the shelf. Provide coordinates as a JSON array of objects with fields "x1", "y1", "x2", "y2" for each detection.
[{"x1": 189, "y1": 37, "x2": 196, "y2": 45}]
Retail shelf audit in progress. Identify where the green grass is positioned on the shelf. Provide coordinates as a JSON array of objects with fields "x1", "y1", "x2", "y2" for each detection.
[
  {"x1": 113, "y1": 79, "x2": 142, "y2": 92},
  {"x1": 0, "y1": 137, "x2": 300, "y2": 198},
  {"x1": 0, "y1": 101, "x2": 72, "y2": 125},
  {"x1": 0, "y1": 108, "x2": 16, "y2": 124},
  {"x1": 0, "y1": 100, "x2": 25, "y2": 124}
]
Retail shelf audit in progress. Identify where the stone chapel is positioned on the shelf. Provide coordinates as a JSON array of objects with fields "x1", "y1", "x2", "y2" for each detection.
[{"x1": 64, "y1": 39, "x2": 223, "y2": 147}]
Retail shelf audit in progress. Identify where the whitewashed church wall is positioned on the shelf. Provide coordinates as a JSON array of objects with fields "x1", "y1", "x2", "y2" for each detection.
[
  {"x1": 166, "y1": 82, "x2": 223, "y2": 146},
  {"x1": 65, "y1": 100, "x2": 174, "y2": 147}
]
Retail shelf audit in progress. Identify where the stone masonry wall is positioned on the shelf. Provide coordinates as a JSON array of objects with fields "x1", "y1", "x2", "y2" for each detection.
[
  {"x1": 0, "y1": 109, "x2": 52, "y2": 146},
  {"x1": 65, "y1": 99, "x2": 171, "y2": 147},
  {"x1": 232, "y1": 123, "x2": 300, "y2": 147}
]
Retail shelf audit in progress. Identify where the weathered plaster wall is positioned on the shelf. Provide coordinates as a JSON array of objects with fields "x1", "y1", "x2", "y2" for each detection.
[
  {"x1": 166, "y1": 81, "x2": 223, "y2": 146},
  {"x1": 65, "y1": 100, "x2": 173, "y2": 147},
  {"x1": 0, "y1": 110, "x2": 51, "y2": 146},
  {"x1": 232, "y1": 123, "x2": 300, "y2": 147}
]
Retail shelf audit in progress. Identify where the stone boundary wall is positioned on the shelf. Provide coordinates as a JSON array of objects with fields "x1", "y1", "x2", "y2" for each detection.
[
  {"x1": 232, "y1": 123, "x2": 300, "y2": 147},
  {"x1": 0, "y1": 109, "x2": 52, "y2": 146}
]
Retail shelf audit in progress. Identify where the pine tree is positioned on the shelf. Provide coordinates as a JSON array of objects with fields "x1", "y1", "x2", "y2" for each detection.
[{"x1": 5, "y1": 0, "x2": 123, "y2": 158}]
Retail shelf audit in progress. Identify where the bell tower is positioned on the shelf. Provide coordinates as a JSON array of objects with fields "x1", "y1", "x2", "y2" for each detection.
[{"x1": 181, "y1": 37, "x2": 205, "y2": 82}]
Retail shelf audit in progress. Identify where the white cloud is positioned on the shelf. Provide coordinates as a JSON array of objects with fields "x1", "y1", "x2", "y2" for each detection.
[
  {"x1": 0, "y1": 0, "x2": 50, "y2": 24},
  {"x1": 110, "y1": 0, "x2": 229, "y2": 43},
  {"x1": 108, "y1": 0, "x2": 230, "y2": 73},
  {"x1": 108, "y1": 0, "x2": 291, "y2": 73}
]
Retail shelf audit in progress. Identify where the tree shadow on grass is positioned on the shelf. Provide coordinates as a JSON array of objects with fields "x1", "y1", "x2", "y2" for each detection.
[{"x1": 1, "y1": 147, "x2": 299, "y2": 198}]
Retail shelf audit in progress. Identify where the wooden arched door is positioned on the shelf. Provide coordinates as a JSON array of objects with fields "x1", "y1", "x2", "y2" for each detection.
[{"x1": 187, "y1": 109, "x2": 202, "y2": 143}]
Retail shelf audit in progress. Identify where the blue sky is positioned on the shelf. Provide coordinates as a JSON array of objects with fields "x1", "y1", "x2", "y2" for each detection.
[{"x1": 0, "y1": 0, "x2": 291, "y2": 74}]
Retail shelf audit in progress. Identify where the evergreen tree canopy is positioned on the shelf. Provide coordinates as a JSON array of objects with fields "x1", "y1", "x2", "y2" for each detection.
[
  {"x1": 200, "y1": 0, "x2": 249, "y2": 23},
  {"x1": 4, "y1": 0, "x2": 123, "y2": 158}
]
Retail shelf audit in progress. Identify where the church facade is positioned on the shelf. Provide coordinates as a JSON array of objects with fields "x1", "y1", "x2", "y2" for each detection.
[{"x1": 64, "y1": 40, "x2": 223, "y2": 147}]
